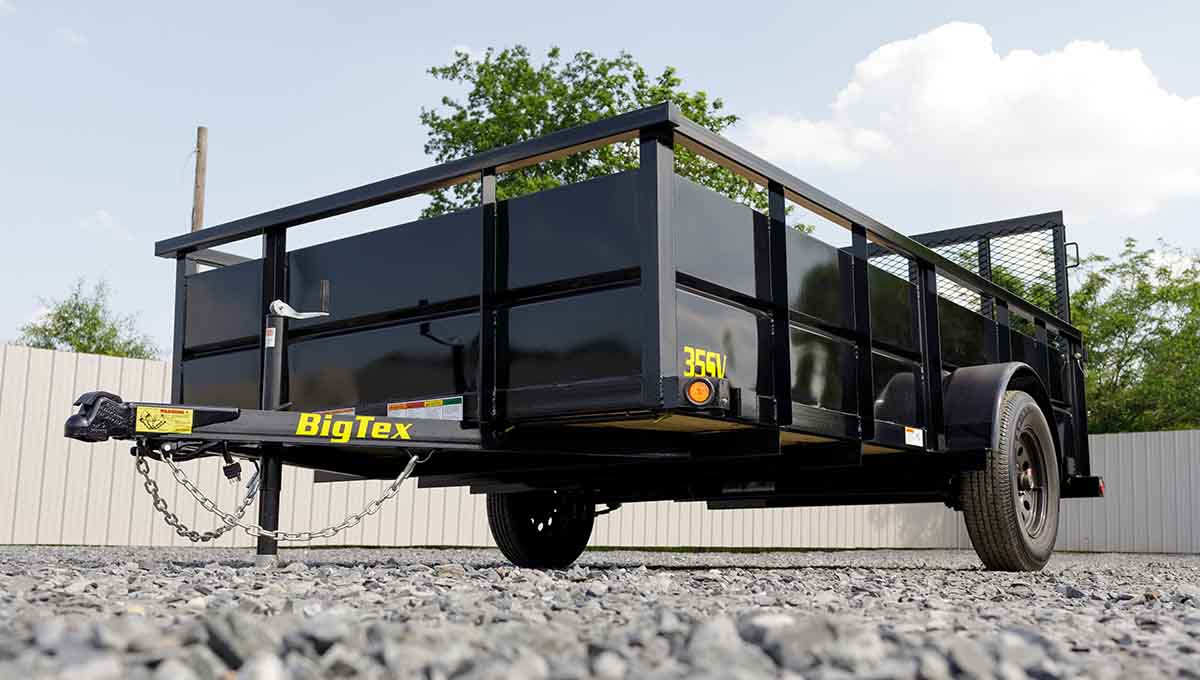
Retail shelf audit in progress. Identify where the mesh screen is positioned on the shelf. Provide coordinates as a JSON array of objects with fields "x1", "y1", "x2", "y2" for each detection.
[{"x1": 867, "y1": 219, "x2": 1062, "y2": 319}]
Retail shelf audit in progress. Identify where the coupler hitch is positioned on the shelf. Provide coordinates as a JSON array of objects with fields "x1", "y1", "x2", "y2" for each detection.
[{"x1": 64, "y1": 391, "x2": 135, "y2": 442}]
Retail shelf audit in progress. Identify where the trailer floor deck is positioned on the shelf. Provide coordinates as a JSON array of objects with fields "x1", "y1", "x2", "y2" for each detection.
[{"x1": 1, "y1": 547, "x2": 1196, "y2": 678}]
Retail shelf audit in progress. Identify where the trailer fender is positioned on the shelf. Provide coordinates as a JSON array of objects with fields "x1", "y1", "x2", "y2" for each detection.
[{"x1": 942, "y1": 362, "x2": 1059, "y2": 456}]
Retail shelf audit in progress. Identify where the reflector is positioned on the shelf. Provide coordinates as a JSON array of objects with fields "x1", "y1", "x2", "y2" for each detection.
[{"x1": 686, "y1": 379, "x2": 713, "y2": 405}]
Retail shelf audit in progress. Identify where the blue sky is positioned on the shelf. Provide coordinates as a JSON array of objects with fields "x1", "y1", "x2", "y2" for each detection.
[{"x1": 2, "y1": 0, "x2": 1198, "y2": 353}]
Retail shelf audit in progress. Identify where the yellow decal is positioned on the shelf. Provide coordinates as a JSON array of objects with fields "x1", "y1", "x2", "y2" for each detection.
[
  {"x1": 135, "y1": 407, "x2": 194, "y2": 434},
  {"x1": 682, "y1": 345, "x2": 727, "y2": 379},
  {"x1": 295, "y1": 413, "x2": 412, "y2": 444}
]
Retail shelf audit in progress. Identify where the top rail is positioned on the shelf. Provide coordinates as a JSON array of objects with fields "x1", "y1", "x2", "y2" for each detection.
[{"x1": 155, "y1": 102, "x2": 1080, "y2": 339}]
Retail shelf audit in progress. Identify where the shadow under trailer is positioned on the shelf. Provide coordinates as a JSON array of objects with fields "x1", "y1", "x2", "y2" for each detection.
[{"x1": 65, "y1": 104, "x2": 1104, "y2": 571}]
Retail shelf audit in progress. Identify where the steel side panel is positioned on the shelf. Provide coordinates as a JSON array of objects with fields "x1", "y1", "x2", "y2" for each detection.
[
  {"x1": 939, "y1": 298, "x2": 991, "y2": 368},
  {"x1": 180, "y1": 349, "x2": 260, "y2": 408},
  {"x1": 183, "y1": 260, "x2": 262, "y2": 349},
  {"x1": 287, "y1": 313, "x2": 480, "y2": 412},
  {"x1": 505, "y1": 172, "x2": 639, "y2": 289},
  {"x1": 287, "y1": 209, "x2": 482, "y2": 331},
  {"x1": 504, "y1": 286, "x2": 642, "y2": 390},
  {"x1": 673, "y1": 175, "x2": 762, "y2": 299},
  {"x1": 868, "y1": 266, "x2": 916, "y2": 352},
  {"x1": 785, "y1": 229, "x2": 847, "y2": 327}
]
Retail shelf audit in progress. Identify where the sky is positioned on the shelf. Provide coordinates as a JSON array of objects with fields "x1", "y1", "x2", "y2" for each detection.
[{"x1": 2, "y1": 0, "x2": 1198, "y2": 353}]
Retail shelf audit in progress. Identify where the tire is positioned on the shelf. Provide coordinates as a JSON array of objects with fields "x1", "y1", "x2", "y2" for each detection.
[
  {"x1": 959, "y1": 390, "x2": 1060, "y2": 571},
  {"x1": 486, "y1": 491, "x2": 594, "y2": 569}
]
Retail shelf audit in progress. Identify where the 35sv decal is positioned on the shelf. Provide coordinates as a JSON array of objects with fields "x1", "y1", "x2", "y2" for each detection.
[{"x1": 682, "y1": 345, "x2": 727, "y2": 379}]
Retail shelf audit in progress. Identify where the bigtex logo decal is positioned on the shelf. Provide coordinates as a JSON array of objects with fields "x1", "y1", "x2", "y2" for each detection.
[{"x1": 295, "y1": 413, "x2": 412, "y2": 443}]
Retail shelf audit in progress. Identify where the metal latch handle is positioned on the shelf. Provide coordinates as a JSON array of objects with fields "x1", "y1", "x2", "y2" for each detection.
[
  {"x1": 269, "y1": 300, "x2": 328, "y2": 320},
  {"x1": 269, "y1": 279, "x2": 331, "y2": 320}
]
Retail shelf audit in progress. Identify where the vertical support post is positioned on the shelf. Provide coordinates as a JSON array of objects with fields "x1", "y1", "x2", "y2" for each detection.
[
  {"x1": 994, "y1": 300, "x2": 1012, "y2": 362},
  {"x1": 638, "y1": 126, "x2": 676, "y2": 407},
  {"x1": 478, "y1": 168, "x2": 498, "y2": 442},
  {"x1": 1033, "y1": 319, "x2": 1050, "y2": 382},
  {"x1": 977, "y1": 237, "x2": 993, "y2": 319},
  {"x1": 767, "y1": 181, "x2": 792, "y2": 426},
  {"x1": 1051, "y1": 222, "x2": 1071, "y2": 322},
  {"x1": 850, "y1": 224, "x2": 875, "y2": 442},
  {"x1": 1069, "y1": 338, "x2": 1090, "y2": 474},
  {"x1": 171, "y1": 256, "x2": 188, "y2": 402},
  {"x1": 977, "y1": 238, "x2": 998, "y2": 360},
  {"x1": 915, "y1": 263, "x2": 944, "y2": 450},
  {"x1": 256, "y1": 226, "x2": 287, "y2": 563}
]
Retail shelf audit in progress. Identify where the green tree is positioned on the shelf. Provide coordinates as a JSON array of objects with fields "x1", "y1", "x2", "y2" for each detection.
[
  {"x1": 16, "y1": 279, "x2": 158, "y2": 359},
  {"x1": 1072, "y1": 239, "x2": 1200, "y2": 433},
  {"x1": 419, "y1": 46, "x2": 773, "y2": 218}
]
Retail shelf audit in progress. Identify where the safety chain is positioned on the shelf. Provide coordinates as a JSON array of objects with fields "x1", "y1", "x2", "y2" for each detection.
[
  {"x1": 136, "y1": 447, "x2": 425, "y2": 543},
  {"x1": 135, "y1": 455, "x2": 259, "y2": 543}
]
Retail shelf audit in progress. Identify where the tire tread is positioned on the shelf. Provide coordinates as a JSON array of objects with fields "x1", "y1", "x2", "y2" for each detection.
[{"x1": 960, "y1": 391, "x2": 1059, "y2": 571}]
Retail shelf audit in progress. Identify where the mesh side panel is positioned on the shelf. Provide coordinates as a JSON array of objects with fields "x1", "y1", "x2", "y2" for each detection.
[
  {"x1": 988, "y1": 230, "x2": 1057, "y2": 314},
  {"x1": 867, "y1": 216, "x2": 1063, "y2": 318}
]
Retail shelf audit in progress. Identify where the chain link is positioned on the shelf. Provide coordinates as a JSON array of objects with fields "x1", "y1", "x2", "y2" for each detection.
[
  {"x1": 135, "y1": 455, "x2": 259, "y2": 543},
  {"x1": 136, "y1": 448, "x2": 422, "y2": 543}
]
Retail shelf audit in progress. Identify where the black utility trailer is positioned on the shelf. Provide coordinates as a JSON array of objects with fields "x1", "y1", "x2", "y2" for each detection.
[{"x1": 66, "y1": 103, "x2": 1103, "y2": 571}]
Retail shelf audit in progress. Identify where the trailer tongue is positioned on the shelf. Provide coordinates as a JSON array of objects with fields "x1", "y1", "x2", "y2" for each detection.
[
  {"x1": 65, "y1": 391, "x2": 481, "y2": 451},
  {"x1": 64, "y1": 102, "x2": 1101, "y2": 571}
]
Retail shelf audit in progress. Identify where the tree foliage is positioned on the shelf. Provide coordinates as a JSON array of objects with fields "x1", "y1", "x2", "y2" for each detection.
[
  {"x1": 16, "y1": 279, "x2": 158, "y2": 359},
  {"x1": 419, "y1": 46, "x2": 770, "y2": 217},
  {"x1": 1071, "y1": 240, "x2": 1200, "y2": 433}
]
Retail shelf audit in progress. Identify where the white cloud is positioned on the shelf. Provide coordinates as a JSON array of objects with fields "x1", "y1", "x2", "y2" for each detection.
[
  {"x1": 58, "y1": 27, "x2": 87, "y2": 47},
  {"x1": 450, "y1": 45, "x2": 487, "y2": 63},
  {"x1": 0, "y1": 1, "x2": 15, "y2": 13},
  {"x1": 79, "y1": 209, "x2": 133, "y2": 241},
  {"x1": 739, "y1": 22, "x2": 1200, "y2": 225}
]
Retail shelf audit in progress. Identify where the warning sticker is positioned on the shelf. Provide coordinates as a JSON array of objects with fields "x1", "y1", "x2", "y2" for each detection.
[
  {"x1": 135, "y1": 407, "x2": 194, "y2": 434},
  {"x1": 904, "y1": 426, "x2": 925, "y2": 447},
  {"x1": 264, "y1": 327, "x2": 276, "y2": 348},
  {"x1": 387, "y1": 396, "x2": 463, "y2": 421}
]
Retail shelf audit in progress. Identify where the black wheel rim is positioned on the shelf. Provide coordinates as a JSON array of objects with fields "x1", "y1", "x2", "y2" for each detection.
[
  {"x1": 1013, "y1": 429, "x2": 1049, "y2": 538},
  {"x1": 521, "y1": 491, "x2": 576, "y2": 541}
]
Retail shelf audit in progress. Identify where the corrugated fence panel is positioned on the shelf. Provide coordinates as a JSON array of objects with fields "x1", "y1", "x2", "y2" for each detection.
[{"x1": 0, "y1": 348, "x2": 1196, "y2": 553}]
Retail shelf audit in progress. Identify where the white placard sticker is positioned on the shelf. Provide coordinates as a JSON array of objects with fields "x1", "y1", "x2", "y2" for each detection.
[
  {"x1": 387, "y1": 396, "x2": 464, "y2": 421},
  {"x1": 264, "y1": 327, "x2": 276, "y2": 348},
  {"x1": 904, "y1": 426, "x2": 925, "y2": 447}
]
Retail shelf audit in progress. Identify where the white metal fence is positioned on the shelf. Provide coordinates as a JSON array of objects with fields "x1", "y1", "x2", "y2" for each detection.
[{"x1": 1, "y1": 346, "x2": 1196, "y2": 553}]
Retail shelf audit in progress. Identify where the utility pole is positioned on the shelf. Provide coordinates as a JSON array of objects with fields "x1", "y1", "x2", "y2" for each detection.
[
  {"x1": 191, "y1": 126, "x2": 208, "y2": 233},
  {"x1": 184, "y1": 126, "x2": 207, "y2": 276}
]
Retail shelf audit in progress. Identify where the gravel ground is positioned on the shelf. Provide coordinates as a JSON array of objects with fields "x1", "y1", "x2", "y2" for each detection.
[{"x1": 1, "y1": 547, "x2": 1197, "y2": 679}]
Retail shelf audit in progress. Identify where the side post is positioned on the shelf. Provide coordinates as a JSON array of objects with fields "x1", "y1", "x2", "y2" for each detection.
[
  {"x1": 767, "y1": 181, "x2": 792, "y2": 426},
  {"x1": 1051, "y1": 222, "x2": 1071, "y2": 322},
  {"x1": 915, "y1": 263, "x2": 945, "y2": 449},
  {"x1": 171, "y1": 256, "x2": 188, "y2": 402},
  {"x1": 478, "y1": 168, "x2": 498, "y2": 443},
  {"x1": 850, "y1": 224, "x2": 875, "y2": 442},
  {"x1": 638, "y1": 126, "x2": 677, "y2": 407},
  {"x1": 994, "y1": 300, "x2": 1012, "y2": 362}
]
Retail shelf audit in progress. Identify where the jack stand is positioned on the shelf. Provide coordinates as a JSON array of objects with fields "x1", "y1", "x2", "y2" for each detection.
[
  {"x1": 254, "y1": 294, "x2": 328, "y2": 567},
  {"x1": 255, "y1": 449, "x2": 283, "y2": 566},
  {"x1": 255, "y1": 308, "x2": 287, "y2": 566}
]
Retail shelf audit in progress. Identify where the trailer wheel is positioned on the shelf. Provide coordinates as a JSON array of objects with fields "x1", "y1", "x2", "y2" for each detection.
[
  {"x1": 486, "y1": 491, "x2": 594, "y2": 569},
  {"x1": 959, "y1": 390, "x2": 1060, "y2": 572}
]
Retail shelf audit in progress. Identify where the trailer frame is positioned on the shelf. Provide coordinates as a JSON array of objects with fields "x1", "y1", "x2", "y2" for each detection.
[{"x1": 65, "y1": 102, "x2": 1102, "y2": 568}]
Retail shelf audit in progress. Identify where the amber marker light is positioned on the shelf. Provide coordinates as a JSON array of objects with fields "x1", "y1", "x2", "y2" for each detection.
[{"x1": 686, "y1": 378, "x2": 714, "y2": 406}]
